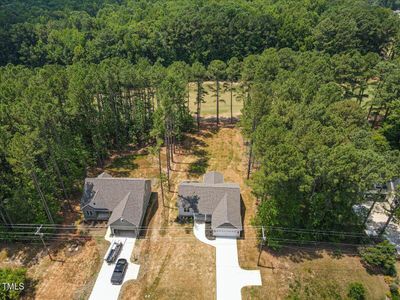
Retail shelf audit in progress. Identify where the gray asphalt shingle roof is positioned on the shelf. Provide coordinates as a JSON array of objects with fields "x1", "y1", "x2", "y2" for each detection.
[
  {"x1": 81, "y1": 172, "x2": 150, "y2": 227},
  {"x1": 178, "y1": 172, "x2": 242, "y2": 230},
  {"x1": 204, "y1": 171, "x2": 224, "y2": 184}
]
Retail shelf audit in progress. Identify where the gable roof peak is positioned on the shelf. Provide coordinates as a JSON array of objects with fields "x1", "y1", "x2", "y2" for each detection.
[{"x1": 97, "y1": 172, "x2": 112, "y2": 178}]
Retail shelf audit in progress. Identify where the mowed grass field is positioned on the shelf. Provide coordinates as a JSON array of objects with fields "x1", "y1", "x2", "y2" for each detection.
[{"x1": 188, "y1": 81, "x2": 243, "y2": 117}]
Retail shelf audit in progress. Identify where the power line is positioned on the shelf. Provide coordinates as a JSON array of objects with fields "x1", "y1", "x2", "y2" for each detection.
[
  {"x1": 0, "y1": 230, "x2": 370, "y2": 241},
  {"x1": 4, "y1": 223, "x2": 369, "y2": 236},
  {"x1": 0, "y1": 232, "x2": 375, "y2": 247}
]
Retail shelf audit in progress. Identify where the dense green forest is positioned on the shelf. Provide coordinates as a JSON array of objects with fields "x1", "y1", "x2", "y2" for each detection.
[
  {"x1": 1, "y1": 0, "x2": 400, "y2": 66},
  {"x1": 0, "y1": 0, "x2": 400, "y2": 242}
]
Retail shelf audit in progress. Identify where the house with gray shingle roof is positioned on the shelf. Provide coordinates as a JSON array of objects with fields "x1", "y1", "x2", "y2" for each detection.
[
  {"x1": 81, "y1": 172, "x2": 152, "y2": 236},
  {"x1": 178, "y1": 171, "x2": 242, "y2": 237}
]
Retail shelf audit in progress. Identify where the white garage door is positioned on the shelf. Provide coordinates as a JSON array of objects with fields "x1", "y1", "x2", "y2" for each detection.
[
  {"x1": 113, "y1": 229, "x2": 136, "y2": 238},
  {"x1": 213, "y1": 229, "x2": 239, "y2": 238}
]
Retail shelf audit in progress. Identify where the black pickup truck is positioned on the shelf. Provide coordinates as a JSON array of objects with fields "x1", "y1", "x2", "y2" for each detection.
[
  {"x1": 111, "y1": 258, "x2": 128, "y2": 285},
  {"x1": 105, "y1": 241, "x2": 123, "y2": 264}
]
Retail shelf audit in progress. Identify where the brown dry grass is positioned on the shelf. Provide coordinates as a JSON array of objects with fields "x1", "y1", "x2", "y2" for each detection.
[
  {"x1": 1, "y1": 122, "x2": 394, "y2": 300},
  {"x1": 116, "y1": 123, "x2": 391, "y2": 300},
  {"x1": 0, "y1": 236, "x2": 108, "y2": 300},
  {"x1": 117, "y1": 122, "x2": 260, "y2": 300},
  {"x1": 28, "y1": 239, "x2": 108, "y2": 300},
  {"x1": 241, "y1": 248, "x2": 392, "y2": 300}
]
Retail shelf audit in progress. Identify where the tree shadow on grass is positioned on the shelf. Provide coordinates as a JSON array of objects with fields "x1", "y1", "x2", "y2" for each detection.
[
  {"x1": 181, "y1": 136, "x2": 207, "y2": 152},
  {"x1": 24, "y1": 277, "x2": 39, "y2": 300},
  {"x1": 106, "y1": 154, "x2": 140, "y2": 177},
  {"x1": 0, "y1": 241, "x2": 63, "y2": 267},
  {"x1": 108, "y1": 154, "x2": 140, "y2": 169},
  {"x1": 180, "y1": 134, "x2": 210, "y2": 176},
  {"x1": 260, "y1": 242, "x2": 363, "y2": 266},
  {"x1": 138, "y1": 192, "x2": 159, "y2": 239},
  {"x1": 188, "y1": 157, "x2": 209, "y2": 176}
]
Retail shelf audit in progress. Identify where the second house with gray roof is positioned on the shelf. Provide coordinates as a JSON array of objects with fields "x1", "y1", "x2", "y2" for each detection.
[
  {"x1": 178, "y1": 171, "x2": 243, "y2": 238},
  {"x1": 81, "y1": 172, "x2": 152, "y2": 236}
]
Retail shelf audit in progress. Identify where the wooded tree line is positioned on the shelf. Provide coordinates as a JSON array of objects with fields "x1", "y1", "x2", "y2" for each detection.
[
  {"x1": 1, "y1": 0, "x2": 399, "y2": 67},
  {"x1": 0, "y1": 55, "x2": 241, "y2": 225},
  {"x1": 1, "y1": 0, "x2": 400, "y2": 238},
  {"x1": 0, "y1": 58, "x2": 194, "y2": 225},
  {"x1": 241, "y1": 48, "x2": 400, "y2": 242}
]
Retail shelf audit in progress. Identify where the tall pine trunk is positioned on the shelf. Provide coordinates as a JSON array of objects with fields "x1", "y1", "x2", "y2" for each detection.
[
  {"x1": 371, "y1": 108, "x2": 381, "y2": 128},
  {"x1": 31, "y1": 169, "x2": 55, "y2": 224},
  {"x1": 216, "y1": 80, "x2": 220, "y2": 125},
  {"x1": 379, "y1": 199, "x2": 399, "y2": 235},
  {"x1": 196, "y1": 81, "x2": 201, "y2": 131},
  {"x1": 247, "y1": 140, "x2": 253, "y2": 180},
  {"x1": 367, "y1": 104, "x2": 373, "y2": 120},
  {"x1": 169, "y1": 133, "x2": 174, "y2": 163},
  {"x1": 47, "y1": 140, "x2": 73, "y2": 212},
  {"x1": 247, "y1": 118, "x2": 256, "y2": 179},
  {"x1": 187, "y1": 83, "x2": 190, "y2": 109},
  {"x1": 383, "y1": 106, "x2": 390, "y2": 121},
  {"x1": 165, "y1": 133, "x2": 171, "y2": 191},
  {"x1": 0, "y1": 202, "x2": 13, "y2": 229},
  {"x1": 363, "y1": 189, "x2": 383, "y2": 226},
  {"x1": 230, "y1": 81, "x2": 233, "y2": 124},
  {"x1": 158, "y1": 149, "x2": 165, "y2": 207}
]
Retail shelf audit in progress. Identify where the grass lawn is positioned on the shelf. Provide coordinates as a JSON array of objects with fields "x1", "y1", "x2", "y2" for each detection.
[{"x1": 188, "y1": 81, "x2": 243, "y2": 117}]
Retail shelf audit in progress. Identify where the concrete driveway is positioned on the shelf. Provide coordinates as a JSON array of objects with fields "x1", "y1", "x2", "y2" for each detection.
[
  {"x1": 194, "y1": 222, "x2": 262, "y2": 300},
  {"x1": 89, "y1": 228, "x2": 140, "y2": 300}
]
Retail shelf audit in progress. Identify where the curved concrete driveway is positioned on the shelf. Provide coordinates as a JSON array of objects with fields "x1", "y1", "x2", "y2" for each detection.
[
  {"x1": 194, "y1": 222, "x2": 262, "y2": 300},
  {"x1": 89, "y1": 228, "x2": 140, "y2": 300}
]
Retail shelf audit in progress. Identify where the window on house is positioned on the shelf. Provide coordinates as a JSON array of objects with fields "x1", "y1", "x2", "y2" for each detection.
[{"x1": 183, "y1": 207, "x2": 190, "y2": 213}]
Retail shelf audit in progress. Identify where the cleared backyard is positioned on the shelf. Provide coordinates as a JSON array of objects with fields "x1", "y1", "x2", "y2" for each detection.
[
  {"x1": 0, "y1": 122, "x2": 397, "y2": 300},
  {"x1": 108, "y1": 123, "x2": 394, "y2": 300}
]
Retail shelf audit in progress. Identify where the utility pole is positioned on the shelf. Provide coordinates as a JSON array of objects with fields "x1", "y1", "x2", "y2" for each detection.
[
  {"x1": 257, "y1": 226, "x2": 266, "y2": 266},
  {"x1": 35, "y1": 225, "x2": 53, "y2": 261}
]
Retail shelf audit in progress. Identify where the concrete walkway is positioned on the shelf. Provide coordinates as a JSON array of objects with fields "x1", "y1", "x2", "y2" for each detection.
[
  {"x1": 89, "y1": 228, "x2": 140, "y2": 300},
  {"x1": 194, "y1": 222, "x2": 262, "y2": 300}
]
